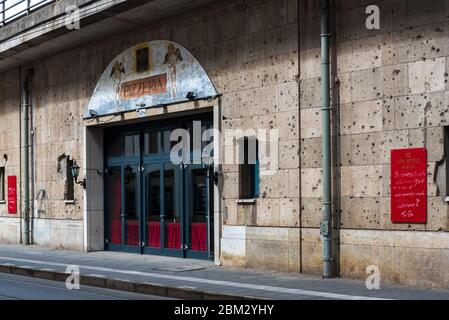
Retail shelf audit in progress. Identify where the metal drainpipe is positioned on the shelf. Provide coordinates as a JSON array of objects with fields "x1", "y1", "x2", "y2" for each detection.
[
  {"x1": 320, "y1": 0, "x2": 333, "y2": 278},
  {"x1": 21, "y1": 68, "x2": 33, "y2": 245}
]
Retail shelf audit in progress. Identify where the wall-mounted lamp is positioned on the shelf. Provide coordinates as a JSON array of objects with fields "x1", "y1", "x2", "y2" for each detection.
[
  {"x1": 89, "y1": 109, "x2": 98, "y2": 118},
  {"x1": 186, "y1": 92, "x2": 197, "y2": 100},
  {"x1": 71, "y1": 160, "x2": 86, "y2": 189}
]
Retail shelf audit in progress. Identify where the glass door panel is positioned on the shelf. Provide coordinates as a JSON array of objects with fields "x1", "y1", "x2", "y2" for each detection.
[
  {"x1": 145, "y1": 164, "x2": 161, "y2": 249},
  {"x1": 188, "y1": 168, "x2": 208, "y2": 252},
  {"x1": 163, "y1": 164, "x2": 181, "y2": 250},
  {"x1": 106, "y1": 167, "x2": 122, "y2": 245},
  {"x1": 124, "y1": 165, "x2": 139, "y2": 247}
]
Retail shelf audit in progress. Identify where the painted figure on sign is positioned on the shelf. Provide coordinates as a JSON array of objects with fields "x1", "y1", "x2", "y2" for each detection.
[
  {"x1": 110, "y1": 59, "x2": 126, "y2": 104},
  {"x1": 164, "y1": 44, "x2": 183, "y2": 98}
]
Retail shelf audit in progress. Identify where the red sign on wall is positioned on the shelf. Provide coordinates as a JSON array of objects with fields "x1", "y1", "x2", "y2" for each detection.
[
  {"x1": 7, "y1": 175, "x2": 17, "y2": 214},
  {"x1": 391, "y1": 148, "x2": 427, "y2": 223}
]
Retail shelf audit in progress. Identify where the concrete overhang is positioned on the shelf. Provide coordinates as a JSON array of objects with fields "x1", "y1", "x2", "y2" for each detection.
[{"x1": 0, "y1": 0, "x2": 220, "y2": 73}]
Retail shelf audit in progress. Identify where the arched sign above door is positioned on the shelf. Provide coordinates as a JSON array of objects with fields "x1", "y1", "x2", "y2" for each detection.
[{"x1": 84, "y1": 40, "x2": 218, "y2": 118}]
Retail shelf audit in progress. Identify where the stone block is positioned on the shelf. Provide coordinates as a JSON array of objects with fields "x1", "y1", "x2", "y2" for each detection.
[
  {"x1": 336, "y1": 34, "x2": 383, "y2": 73},
  {"x1": 279, "y1": 140, "x2": 300, "y2": 169},
  {"x1": 300, "y1": 228, "x2": 322, "y2": 274},
  {"x1": 300, "y1": 197, "x2": 321, "y2": 228},
  {"x1": 259, "y1": 170, "x2": 289, "y2": 199},
  {"x1": 300, "y1": 137, "x2": 322, "y2": 168},
  {"x1": 277, "y1": 110, "x2": 299, "y2": 141},
  {"x1": 341, "y1": 165, "x2": 382, "y2": 197},
  {"x1": 300, "y1": 168, "x2": 323, "y2": 198},
  {"x1": 222, "y1": 172, "x2": 239, "y2": 200},
  {"x1": 279, "y1": 81, "x2": 299, "y2": 112},
  {"x1": 340, "y1": 197, "x2": 382, "y2": 229},
  {"x1": 300, "y1": 107, "x2": 321, "y2": 138},
  {"x1": 300, "y1": 48, "x2": 320, "y2": 79},
  {"x1": 246, "y1": 239, "x2": 289, "y2": 272},
  {"x1": 409, "y1": 58, "x2": 446, "y2": 94},
  {"x1": 300, "y1": 77, "x2": 320, "y2": 109},
  {"x1": 279, "y1": 198, "x2": 300, "y2": 227},
  {"x1": 223, "y1": 199, "x2": 238, "y2": 225},
  {"x1": 221, "y1": 226, "x2": 246, "y2": 267},
  {"x1": 382, "y1": 63, "x2": 409, "y2": 98},
  {"x1": 246, "y1": 226, "x2": 289, "y2": 242},
  {"x1": 255, "y1": 198, "x2": 280, "y2": 226},
  {"x1": 287, "y1": 169, "x2": 300, "y2": 198},
  {"x1": 350, "y1": 67, "x2": 383, "y2": 102}
]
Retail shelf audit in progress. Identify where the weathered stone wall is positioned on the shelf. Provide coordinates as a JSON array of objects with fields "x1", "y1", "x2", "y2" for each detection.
[
  {"x1": 0, "y1": 0, "x2": 301, "y2": 257},
  {"x1": 0, "y1": 69, "x2": 21, "y2": 244},
  {"x1": 208, "y1": 0, "x2": 300, "y2": 272},
  {"x1": 300, "y1": 0, "x2": 449, "y2": 287},
  {"x1": 1, "y1": 0, "x2": 449, "y2": 289}
]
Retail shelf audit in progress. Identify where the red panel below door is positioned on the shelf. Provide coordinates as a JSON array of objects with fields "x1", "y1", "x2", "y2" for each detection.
[
  {"x1": 147, "y1": 222, "x2": 161, "y2": 248},
  {"x1": 166, "y1": 222, "x2": 181, "y2": 249},
  {"x1": 190, "y1": 223, "x2": 207, "y2": 251},
  {"x1": 126, "y1": 220, "x2": 139, "y2": 246},
  {"x1": 111, "y1": 220, "x2": 122, "y2": 244}
]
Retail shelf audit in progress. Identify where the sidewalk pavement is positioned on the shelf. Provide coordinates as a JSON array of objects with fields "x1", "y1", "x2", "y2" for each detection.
[{"x1": 0, "y1": 245, "x2": 448, "y2": 300}]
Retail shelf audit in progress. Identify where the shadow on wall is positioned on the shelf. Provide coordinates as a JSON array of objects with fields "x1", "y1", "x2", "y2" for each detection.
[{"x1": 35, "y1": 189, "x2": 47, "y2": 218}]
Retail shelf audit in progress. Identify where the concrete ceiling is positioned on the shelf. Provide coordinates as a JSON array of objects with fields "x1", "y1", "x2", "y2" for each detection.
[{"x1": 0, "y1": 0, "x2": 220, "y2": 73}]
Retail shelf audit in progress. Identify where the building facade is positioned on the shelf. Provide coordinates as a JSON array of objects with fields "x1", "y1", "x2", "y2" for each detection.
[{"x1": 0, "y1": 0, "x2": 449, "y2": 289}]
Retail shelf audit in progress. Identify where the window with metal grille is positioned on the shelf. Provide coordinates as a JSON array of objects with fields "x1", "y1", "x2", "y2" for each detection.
[{"x1": 238, "y1": 137, "x2": 260, "y2": 200}]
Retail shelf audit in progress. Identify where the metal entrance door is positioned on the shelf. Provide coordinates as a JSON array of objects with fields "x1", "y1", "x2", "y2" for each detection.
[
  {"x1": 142, "y1": 161, "x2": 184, "y2": 257},
  {"x1": 105, "y1": 133, "x2": 142, "y2": 253},
  {"x1": 142, "y1": 162, "x2": 213, "y2": 259},
  {"x1": 183, "y1": 164, "x2": 214, "y2": 260},
  {"x1": 104, "y1": 116, "x2": 214, "y2": 260}
]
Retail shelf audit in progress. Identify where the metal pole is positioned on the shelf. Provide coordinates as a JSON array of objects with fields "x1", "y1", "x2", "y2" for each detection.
[
  {"x1": 21, "y1": 69, "x2": 32, "y2": 245},
  {"x1": 320, "y1": 0, "x2": 333, "y2": 278}
]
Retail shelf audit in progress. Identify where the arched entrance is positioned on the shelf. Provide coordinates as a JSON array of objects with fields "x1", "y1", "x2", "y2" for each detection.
[{"x1": 83, "y1": 41, "x2": 221, "y2": 261}]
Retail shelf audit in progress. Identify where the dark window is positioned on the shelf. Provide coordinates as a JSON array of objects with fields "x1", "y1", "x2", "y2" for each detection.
[
  {"x1": 239, "y1": 137, "x2": 260, "y2": 199},
  {"x1": 107, "y1": 136, "x2": 124, "y2": 157},
  {"x1": 124, "y1": 165, "x2": 138, "y2": 220},
  {"x1": 136, "y1": 47, "x2": 149, "y2": 73},
  {"x1": 192, "y1": 169, "x2": 207, "y2": 222},
  {"x1": 124, "y1": 135, "x2": 140, "y2": 157},
  {"x1": 144, "y1": 131, "x2": 161, "y2": 155}
]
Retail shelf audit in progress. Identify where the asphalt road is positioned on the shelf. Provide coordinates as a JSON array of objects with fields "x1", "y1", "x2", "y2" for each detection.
[{"x1": 0, "y1": 272, "x2": 172, "y2": 300}]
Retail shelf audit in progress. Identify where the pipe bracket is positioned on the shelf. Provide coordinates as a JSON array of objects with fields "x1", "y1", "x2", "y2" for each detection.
[{"x1": 320, "y1": 220, "x2": 329, "y2": 236}]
